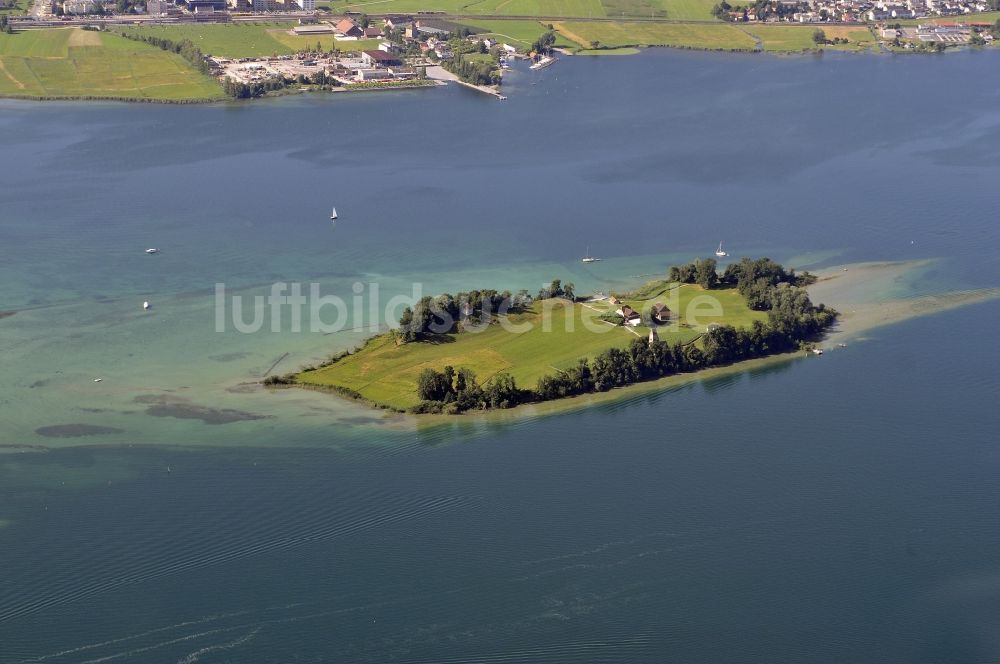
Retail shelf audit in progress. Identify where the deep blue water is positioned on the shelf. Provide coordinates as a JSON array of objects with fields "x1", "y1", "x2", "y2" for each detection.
[{"x1": 1, "y1": 49, "x2": 999, "y2": 662}]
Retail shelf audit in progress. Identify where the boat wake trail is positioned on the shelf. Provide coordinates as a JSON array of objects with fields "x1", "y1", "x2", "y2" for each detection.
[
  {"x1": 28, "y1": 611, "x2": 253, "y2": 661},
  {"x1": 174, "y1": 627, "x2": 260, "y2": 664}
]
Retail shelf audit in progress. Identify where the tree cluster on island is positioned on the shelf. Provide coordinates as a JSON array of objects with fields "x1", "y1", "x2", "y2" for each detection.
[
  {"x1": 396, "y1": 279, "x2": 581, "y2": 344},
  {"x1": 401, "y1": 259, "x2": 835, "y2": 414},
  {"x1": 413, "y1": 366, "x2": 522, "y2": 413},
  {"x1": 669, "y1": 256, "x2": 817, "y2": 309},
  {"x1": 537, "y1": 278, "x2": 575, "y2": 301},
  {"x1": 397, "y1": 288, "x2": 535, "y2": 342}
]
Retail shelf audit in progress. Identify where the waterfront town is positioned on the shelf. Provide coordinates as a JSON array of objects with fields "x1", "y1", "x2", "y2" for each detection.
[
  {"x1": 209, "y1": 16, "x2": 524, "y2": 97},
  {"x1": 10, "y1": 0, "x2": 1000, "y2": 44},
  {"x1": 718, "y1": 0, "x2": 993, "y2": 24},
  {"x1": 21, "y1": 0, "x2": 997, "y2": 26},
  {"x1": 4, "y1": 0, "x2": 1000, "y2": 104}
]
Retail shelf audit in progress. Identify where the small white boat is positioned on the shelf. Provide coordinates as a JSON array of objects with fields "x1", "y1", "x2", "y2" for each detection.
[
  {"x1": 330, "y1": 207, "x2": 338, "y2": 221},
  {"x1": 143, "y1": 301, "x2": 151, "y2": 310},
  {"x1": 145, "y1": 248, "x2": 159, "y2": 254},
  {"x1": 582, "y1": 246, "x2": 600, "y2": 263},
  {"x1": 715, "y1": 241, "x2": 728, "y2": 258},
  {"x1": 93, "y1": 378, "x2": 103, "y2": 383}
]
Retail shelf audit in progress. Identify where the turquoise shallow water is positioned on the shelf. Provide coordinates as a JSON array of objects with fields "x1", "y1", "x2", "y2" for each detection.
[{"x1": 1, "y1": 49, "x2": 999, "y2": 661}]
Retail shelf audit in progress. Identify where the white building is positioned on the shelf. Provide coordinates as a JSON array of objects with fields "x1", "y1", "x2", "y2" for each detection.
[
  {"x1": 63, "y1": 0, "x2": 96, "y2": 13},
  {"x1": 295, "y1": 0, "x2": 314, "y2": 9}
]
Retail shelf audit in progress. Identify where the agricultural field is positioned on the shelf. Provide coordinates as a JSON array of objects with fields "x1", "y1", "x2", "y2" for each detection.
[
  {"x1": 575, "y1": 46, "x2": 641, "y2": 53},
  {"x1": 118, "y1": 23, "x2": 380, "y2": 58},
  {"x1": 332, "y1": 0, "x2": 715, "y2": 17},
  {"x1": 741, "y1": 24, "x2": 875, "y2": 52},
  {"x1": 298, "y1": 283, "x2": 766, "y2": 409},
  {"x1": 462, "y1": 19, "x2": 577, "y2": 48},
  {"x1": 0, "y1": 0, "x2": 29, "y2": 15},
  {"x1": 820, "y1": 25, "x2": 877, "y2": 50},
  {"x1": 0, "y1": 26, "x2": 76, "y2": 56},
  {"x1": 0, "y1": 28, "x2": 224, "y2": 100},
  {"x1": 554, "y1": 20, "x2": 757, "y2": 50},
  {"x1": 601, "y1": 0, "x2": 666, "y2": 19},
  {"x1": 330, "y1": 0, "x2": 607, "y2": 17},
  {"x1": 740, "y1": 24, "x2": 819, "y2": 51},
  {"x1": 648, "y1": 0, "x2": 719, "y2": 20}
]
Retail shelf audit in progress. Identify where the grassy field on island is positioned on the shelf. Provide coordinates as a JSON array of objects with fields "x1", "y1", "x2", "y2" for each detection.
[
  {"x1": 0, "y1": 28, "x2": 225, "y2": 100},
  {"x1": 555, "y1": 21, "x2": 758, "y2": 50},
  {"x1": 297, "y1": 283, "x2": 766, "y2": 409},
  {"x1": 118, "y1": 23, "x2": 381, "y2": 58}
]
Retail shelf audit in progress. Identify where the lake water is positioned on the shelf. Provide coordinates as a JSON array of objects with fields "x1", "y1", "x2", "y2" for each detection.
[{"x1": 1, "y1": 49, "x2": 999, "y2": 662}]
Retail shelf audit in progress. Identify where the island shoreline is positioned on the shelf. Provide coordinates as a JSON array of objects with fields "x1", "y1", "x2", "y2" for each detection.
[{"x1": 283, "y1": 259, "x2": 999, "y2": 422}]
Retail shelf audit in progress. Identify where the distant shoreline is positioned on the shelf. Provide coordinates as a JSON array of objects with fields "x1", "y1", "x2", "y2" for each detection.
[{"x1": 4, "y1": 16, "x2": 998, "y2": 104}]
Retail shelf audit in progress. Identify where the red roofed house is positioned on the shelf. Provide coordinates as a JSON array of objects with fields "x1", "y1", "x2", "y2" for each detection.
[
  {"x1": 334, "y1": 18, "x2": 363, "y2": 38},
  {"x1": 616, "y1": 305, "x2": 641, "y2": 326}
]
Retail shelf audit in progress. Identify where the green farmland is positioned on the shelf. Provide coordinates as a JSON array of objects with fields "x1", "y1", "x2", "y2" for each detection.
[
  {"x1": 0, "y1": 0, "x2": 29, "y2": 15},
  {"x1": 461, "y1": 19, "x2": 577, "y2": 49},
  {"x1": 330, "y1": 0, "x2": 606, "y2": 17},
  {"x1": 0, "y1": 28, "x2": 224, "y2": 100},
  {"x1": 330, "y1": 0, "x2": 716, "y2": 18},
  {"x1": 555, "y1": 21, "x2": 758, "y2": 50},
  {"x1": 743, "y1": 24, "x2": 874, "y2": 52},
  {"x1": 297, "y1": 283, "x2": 766, "y2": 410},
  {"x1": 555, "y1": 20, "x2": 876, "y2": 52},
  {"x1": 118, "y1": 23, "x2": 381, "y2": 58}
]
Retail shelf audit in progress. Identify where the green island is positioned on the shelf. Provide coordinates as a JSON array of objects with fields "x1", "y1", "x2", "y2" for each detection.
[{"x1": 282, "y1": 257, "x2": 837, "y2": 414}]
